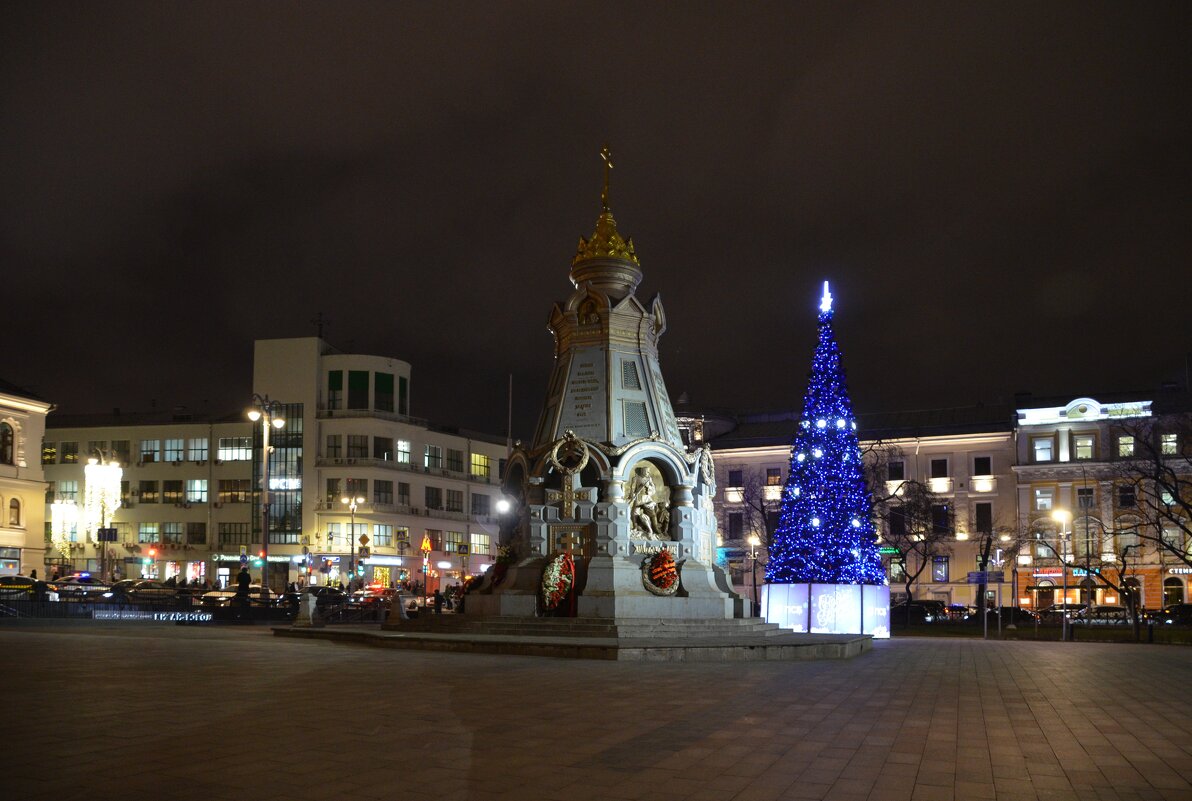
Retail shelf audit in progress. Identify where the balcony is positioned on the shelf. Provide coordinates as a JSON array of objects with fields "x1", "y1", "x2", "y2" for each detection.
[
  {"x1": 317, "y1": 406, "x2": 429, "y2": 427},
  {"x1": 969, "y1": 476, "x2": 998, "y2": 493},
  {"x1": 927, "y1": 477, "x2": 953, "y2": 494}
]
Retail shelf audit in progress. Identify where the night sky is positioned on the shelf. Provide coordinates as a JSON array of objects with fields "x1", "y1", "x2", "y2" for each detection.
[{"x1": 3, "y1": 3, "x2": 1189, "y2": 438}]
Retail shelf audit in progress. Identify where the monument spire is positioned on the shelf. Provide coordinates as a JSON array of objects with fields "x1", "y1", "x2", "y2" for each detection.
[{"x1": 600, "y1": 143, "x2": 613, "y2": 212}]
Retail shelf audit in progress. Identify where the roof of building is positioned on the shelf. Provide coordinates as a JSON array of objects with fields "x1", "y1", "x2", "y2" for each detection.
[
  {"x1": 46, "y1": 407, "x2": 245, "y2": 430},
  {"x1": 0, "y1": 377, "x2": 48, "y2": 403}
]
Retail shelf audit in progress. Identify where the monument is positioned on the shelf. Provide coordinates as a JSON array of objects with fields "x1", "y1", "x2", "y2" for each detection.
[{"x1": 464, "y1": 147, "x2": 741, "y2": 620}]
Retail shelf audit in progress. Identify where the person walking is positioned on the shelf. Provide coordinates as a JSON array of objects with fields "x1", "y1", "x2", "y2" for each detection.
[{"x1": 433, "y1": 588, "x2": 443, "y2": 615}]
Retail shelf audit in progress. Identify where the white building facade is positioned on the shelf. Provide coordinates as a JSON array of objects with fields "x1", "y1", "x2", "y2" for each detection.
[{"x1": 0, "y1": 380, "x2": 52, "y2": 577}]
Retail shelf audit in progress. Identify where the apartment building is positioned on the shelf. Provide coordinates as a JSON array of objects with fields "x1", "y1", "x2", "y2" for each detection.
[{"x1": 0, "y1": 379, "x2": 52, "y2": 577}]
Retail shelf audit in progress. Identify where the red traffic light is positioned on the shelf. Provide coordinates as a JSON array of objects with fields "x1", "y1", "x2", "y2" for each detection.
[{"x1": 148, "y1": 548, "x2": 157, "y2": 557}]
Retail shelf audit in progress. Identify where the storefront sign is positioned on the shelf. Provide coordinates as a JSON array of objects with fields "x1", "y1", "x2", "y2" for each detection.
[
  {"x1": 94, "y1": 610, "x2": 213, "y2": 622},
  {"x1": 365, "y1": 556, "x2": 404, "y2": 566},
  {"x1": 1168, "y1": 567, "x2": 1192, "y2": 575}
]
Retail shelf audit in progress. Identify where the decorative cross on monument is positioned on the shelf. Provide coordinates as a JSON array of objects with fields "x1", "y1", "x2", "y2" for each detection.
[
  {"x1": 545, "y1": 471, "x2": 584, "y2": 519},
  {"x1": 546, "y1": 431, "x2": 591, "y2": 519},
  {"x1": 555, "y1": 529, "x2": 586, "y2": 555}
]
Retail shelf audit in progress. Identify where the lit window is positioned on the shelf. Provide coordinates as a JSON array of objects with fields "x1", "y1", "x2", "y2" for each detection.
[
  {"x1": 61, "y1": 441, "x2": 80, "y2": 464},
  {"x1": 1073, "y1": 435, "x2": 1095, "y2": 460},
  {"x1": 1161, "y1": 434, "x2": 1178, "y2": 456},
  {"x1": 470, "y1": 532, "x2": 491, "y2": 555},
  {"x1": 139, "y1": 440, "x2": 159, "y2": 463},
  {"x1": 373, "y1": 524, "x2": 393, "y2": 547},
  {"x1": 765, "y1": 468, "x2": 782, "y2": 486},
  {"x1": 424, "y1": 445, "x2": 443, "y2": 470},
  {"x1": 138, "y1": 522, "x2": 159, "y2": 544},
  {"x1": 42, "y1": 443, "x2": 57, "y2": 465},
  {"x1": 164, "y1": 439, "x2": 184, "y2": 461},
  {"x1": 1034, "y1": 487, "x2": 1054, "y2": 511},
  {"x1": 57, "y1": 480, "x2": 79, "y2": 501},
  {"x1": 217, "y1": 437, "x2": 252, "y2": 461},
  {"x1": 1117, "y1": 436, "x2": 1135, "y2": 458},
  {"x1": 1032, "y1": 437, "x2": 1053, "y2": 462},
  {"x1": 186, "y1": 480, "x2": 207, "y2": 503},
  {"x1": 1076, "y1": 487, "x2": 1095, "y2": 509},
  {"x1": 932, "y1": 556, "x2": 949, "y2": 582},
  {"x1": 396, "y1": 441, "x2": 411, "y2": 464},
  {"x1": 471, "y1": 453, "x2": 491, "y2": 479},
  {"x1": 187, "y1": 438, "x2": 208, "y2": 461}
]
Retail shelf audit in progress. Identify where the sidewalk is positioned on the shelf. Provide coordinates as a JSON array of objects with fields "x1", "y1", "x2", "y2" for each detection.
[{"x1": 6, "y1": 627, "x2": 1191, "y2": 801}]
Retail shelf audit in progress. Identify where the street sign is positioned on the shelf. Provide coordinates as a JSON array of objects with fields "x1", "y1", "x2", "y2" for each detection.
[
  {"x1": 239, "y1": 554, "x2": 248, "y2": 566},
  {"x1": 420, "y1": 534, "x2": 432, "y2": 553},
  {"x1": 240, "y1": 545, "x2": 247, "y2": 556},
  {"x1": 456, "y1": 545, "x2": 468, "y2": 555},
  {"x1": 96, "y1": 527, "x2": 118, "y2": 542},
  {"x1": 967, "y1": 571, "x2": 1004, "y2": 584},
  {"x1": 358, "y1": 534, "x2": 370, "y2": 546}
]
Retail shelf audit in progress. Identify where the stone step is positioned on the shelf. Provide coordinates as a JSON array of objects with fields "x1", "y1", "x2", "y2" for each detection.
[{"x1": 385, "y1": 616, "x2": 788, "y2": 640}]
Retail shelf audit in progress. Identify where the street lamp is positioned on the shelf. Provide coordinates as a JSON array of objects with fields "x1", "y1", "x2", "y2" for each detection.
[
  {"x1": 341, "y1": 495, "x2": 365, "y2": 580},
  {"x1": 248, "y1": 395, "x2": 286, "y2": 601},
  {"x1": 747, "y1": 534, "x2": 762, "y2": 615},
  {"x1": 1052, "y1": 509, "x2": 1072, "y2": 641}
]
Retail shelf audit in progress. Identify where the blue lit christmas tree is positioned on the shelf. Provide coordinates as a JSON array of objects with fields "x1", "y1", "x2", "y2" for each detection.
[{"x1": 765, "y1": 282, "x2": 885, "y2": 585}]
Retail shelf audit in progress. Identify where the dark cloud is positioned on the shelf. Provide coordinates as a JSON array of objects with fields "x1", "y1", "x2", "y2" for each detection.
[{"x1": 2, "y1": 2, "x2": 1189, "y2": 433}]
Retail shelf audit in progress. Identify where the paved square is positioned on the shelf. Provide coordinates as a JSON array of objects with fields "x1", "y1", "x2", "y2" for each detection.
[{"x1": 6, "y1": 626, "x2": 1192, "y2": 801}]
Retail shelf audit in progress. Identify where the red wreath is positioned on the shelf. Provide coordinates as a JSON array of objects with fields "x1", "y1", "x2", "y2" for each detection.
[
  {"x1": 647, "y1": 550, "x2": 678, "y2": 590},
  {"x1": 541, "y1": 552, "x2": 575, "y2": 610},
  {"x1": 490, "y1": 562, "x2": 509, "y2": 587}
]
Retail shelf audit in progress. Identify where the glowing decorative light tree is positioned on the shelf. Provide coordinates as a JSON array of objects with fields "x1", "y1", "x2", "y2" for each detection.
[
  {"x1": 84, "y1": 457, "x2": 123, "y2": 579},
  {"x1": 761, "y1": 282, "x2": 889, "y2": 636}
]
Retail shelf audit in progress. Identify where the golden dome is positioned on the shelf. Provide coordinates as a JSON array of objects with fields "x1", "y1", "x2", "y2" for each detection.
[{"x1": 572, "y1": 211, "x2": 640, "y2": 267}]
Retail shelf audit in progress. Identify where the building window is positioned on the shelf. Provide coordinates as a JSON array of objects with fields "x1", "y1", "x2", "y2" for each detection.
[
  {"x1": 887, "y1": 460, "x2": 905, "y2": 482},
  {"x1": 138, "y1": 481, "x2": 159, "y2": 504},
  {"x1": 375, "y1": 372, "x2": 395, "y2": 413},
  {"x1": 472, "y1": 494, "x2": 491, "y2": 516},
  {"x1": 424, "y1": 445, "x2": 443, "y2": 470},
  {"x1": 1032, "y1": 437, "x2": 1053, "y2": 463},
  {"x1": 1077, "y1": 487, "x2": 1095, "y2": 510},
  {"x1": 186, "y1": 480, "x2": 207, "y2": 503},
  {"x1": 1161, "y1": 526, "x2": 1185, "y2": 555},
  {"x1": 470, "y1": 533, "x2": 491, "y2": 555},
  {"x1": 1117, "y1": 435, "x2": 1135, "y2": 458},
  {"x1": 398, "y1": 376, "x2": 409, "y2": 416},
  {"x1": 1117, "y1": 484, "x2": 1136, "y2": 508},
  {"x1": 9, "y1": 498, "x2": 21, "y2": 526},
  {"x1": 396, "y1": 440, "x2": 411, "y2": 464},
  {"x1": 346, "y1": 435, "x2": 367, "y2": 458},
  {"x1": 347, "y1": 370, "x2": 369, "y2": 410},
  {"x1": 1164, "y1": 578, "x2": 1185, "y2": 606},
  {"x1": 187, "y1": 522, "x2": 207, "y2": 545},
  {"x1": 931, "y1": 504, "x2": 951, "y2": 534},
  {"x1": 932, "y1": 556, "x2": 950, "y2": 583},
  {"x1": 61, "y1": 441, "x2": 79, "y2": 464},
  {"x1": 424, "y1": 530, "x2": 442, "y2": 550},
  {"x1": 164, "y1": 439, "x2": 184, "y2": 462},
  {"x1": 87, "y1": 440, "x2": 107, "y2": 459},
  {"x1": 327, "y1": 370, "x2": 343, "y2": 410},
  {"x1": 1073, "y1": 434, "x2": 1095, "y2": 461},
  {"x1": 326, "y1": 435, "x2": 342, "y2": 459},
  {"x1": 345, "y1": 478, "x2": 367, "y2": 499},
  {"x1": 765, "y1": 468, "x2": 782, "y2": 486},
  {"x1": 373, "y1": 436, "x2": 392, "y2": 460},
  {"x1": 42, "y1": 442, "x2": 57, "y2": 465},
  {"x1": 374, "y1": 480, "x2": 393, "y2": 505},
  {"x1": 471, "y1": 453, "x2": 491, "y2": 479},
  {"x1": 395, "y1": 526, "x2": 410, "y2": 547},
  {"x1": 974, "y1": 502, "x2": 992, "y2": 535},
  {"x1": 0, "y1": 424, "x2": 14, "y2": 465},
  {"x1": 112, "y1": 440, "x2": 131, "y2": 464},
  {"x1": 445, "y1": 531, "x2": 466, "y2": 553},
  {"x1": 217, "y1": 437, "x2": 252, "y2": 461},
  {"x1": 1161, "y1": 434, "x2": 1179, "y2": 456},
  {"x1": 373, "y1": 524, "x2": 393, "y2": 547},
  {"x1": 185, "y1": 438, "x2": 207, "y2": 461},
  {"x1": 446, "y1": 489, "x2": 464, "y2": 513},
  {"x1": 218, "y1": 523, "x2": 252, "y2": 545},
  {"x1": 727, "y1": 512, "x2": 743, "y2": 539},
  {"x1": 1034, "y1": 487, "x2": 1054, "y2": 511},
  {"x1": 326, "y1": 522, "x2": 342, "y2": 549},
  {"x1": 398, "y1": 483, "x2": 411, "y2": 506},
  {"x1": 425, "y1": 486, "x2": 443, "y2": 510},
  {"x1": 218, "y1": 479, "x2": 251, "y2": 503},
  {"x1": 972, "y1": 456, "x2": 992, "y2": 476},
  {"x1": 888, "y1": 508, "x2": 907, "y2": 539},
  {"x1": 887, "y1": 559, "x2": 906, "y2": 583},
  {"x1": 138, "y1": 523, "x2": 159, "y2": 544},
  {"x1": 447, "y1": 449, "x2": 464, "y2": 473},
  {"x1": 727, "y1": 469, "x2": 743, "y2": 487},
  {"x1": 162, "y1": 522, "x2": 183, "y2": 545},
  {"x1": 325, "y1": 478, "x2": 340, "y2": 503},
  {"x1": 930, "y1": 459, "x2": 949, "y2": 479},
  {"x1": 163, "y1": 481, "x2": 184, "y2": 504}
]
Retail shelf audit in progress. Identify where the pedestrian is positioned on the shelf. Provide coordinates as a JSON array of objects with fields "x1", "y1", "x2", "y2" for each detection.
[
  {"x1": 51, "y1": 569, "x2": 60, "y2": 581},
  {"x1": 433, "y1": 588, "x2": 443, "y2": 615},
  {"x1": 236, "y1": 566, "x2": 251, "y2": 595},
  {"x1": 30, "y1": 569, "x2": 37, "y2": 579}
]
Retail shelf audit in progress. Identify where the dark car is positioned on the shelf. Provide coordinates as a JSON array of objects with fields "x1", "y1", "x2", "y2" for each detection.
[
  {"x1": 1038, "y1": 603, "x2": 1084, "y2": 623},
  {"x1": 0, "y1": 575, "x2": 39, "y2": 599},
  {"x1": 349, "y1": 586, "x2": 397, "y2": 609},
  {"x1": 964, "y1": 606, "x2": 1040, "y2": 626},
  {"x1": 200, "y1": 585, "x2": 284, "y2": 608},
  {"x1": 891, "y1": 600, "x2": 947, "y2": 624},
  {"x1": 1152, "y1": 603, "x2": 1192, "y2": 626},
  {"x1": 1070, "y1": 605, "x2": 1130, "y2": 626},
  {"x1": 289, "y1": 585, "x2": 348, "y2": 610},
  {"x1": 97, "y1": 579, "x2": 178, "y2": 604}
]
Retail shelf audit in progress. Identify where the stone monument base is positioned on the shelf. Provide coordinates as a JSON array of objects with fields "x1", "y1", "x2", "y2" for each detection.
[{"x1": 760, "y1": 583, "x2": 890, "y2": 639}]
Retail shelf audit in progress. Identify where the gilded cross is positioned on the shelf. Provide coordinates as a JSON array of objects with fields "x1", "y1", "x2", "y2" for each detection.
[
  {"x1": 600, "y1": 143, "x2": 613, "y2": 211},
  {"x1": 546, "y1": 471, "x2": 583, "y2": 519}
]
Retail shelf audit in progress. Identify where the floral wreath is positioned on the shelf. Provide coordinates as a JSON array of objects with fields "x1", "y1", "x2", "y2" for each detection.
[
  {"x1": 642, "y1": 549, "x2": 679, "y2": 596},
  {"x1": 541, "y1": 552, "x2": 574, "y2": 610}
]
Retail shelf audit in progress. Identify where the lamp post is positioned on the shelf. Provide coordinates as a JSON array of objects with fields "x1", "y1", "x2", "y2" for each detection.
[
  {"x1": 747, "y1": 534, "x2": 762, "y2": 615},
  {"x1": 248, "y1": 395, "x2": 286, "y2": 602},
  {"x1": 1052, "y1": 509, "x2": 1072, "y2": 642},
  {"x1": 341, "y1": 494, "x2": 365, "y2": 581}
]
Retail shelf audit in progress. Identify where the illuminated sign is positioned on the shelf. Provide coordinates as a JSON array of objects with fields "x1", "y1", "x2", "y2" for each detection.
[{"x1": 1168, "y1": 567, "x2": 1192, "y2": 575}]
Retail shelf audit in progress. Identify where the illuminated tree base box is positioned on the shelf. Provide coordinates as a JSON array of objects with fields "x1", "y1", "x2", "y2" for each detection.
[{"x1": 760, "y1": 583, "x2": 890, "y2": 639}]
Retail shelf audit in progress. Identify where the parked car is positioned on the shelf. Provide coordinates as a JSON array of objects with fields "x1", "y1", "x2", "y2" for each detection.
[
  {"x1": 963, "y1": 606, "x2": 1040, "y2": 626},
  {"x1": 1070, "y1": 605, "x2": 1130, "y2": 626},
  {"x1": 891, "y1": 600, "x2": 947, "y2": 624},
  {"x1": 1151, "y1": 603, "x2": 1192, "y2": 626},
  {"x1": 0, "y1": 575, "x2": 39, "y2": 599},
  {"x1": 349, "y1": 586, "x2": 397, "y2": 609},
  {"x1": 284, "y1": 585, "x2": 348, "y2": 611},
  {"x1": 96, "y1": 579, "x2": 178, "y2": 604},
  {"x1": 200, "y1": 585, "x2": 285, "y2": 608},
  {"x1": 1038, "y1": 603, "x2": 1084, "y2": 623},
  {"x1": 46, "y1": 574, "x2": 109, "y2": 601}
]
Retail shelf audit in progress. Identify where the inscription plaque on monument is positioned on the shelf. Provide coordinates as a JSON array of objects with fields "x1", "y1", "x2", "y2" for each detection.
[{"x1": 557, "y1": 348, "x2": 607, "y2": 440}]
